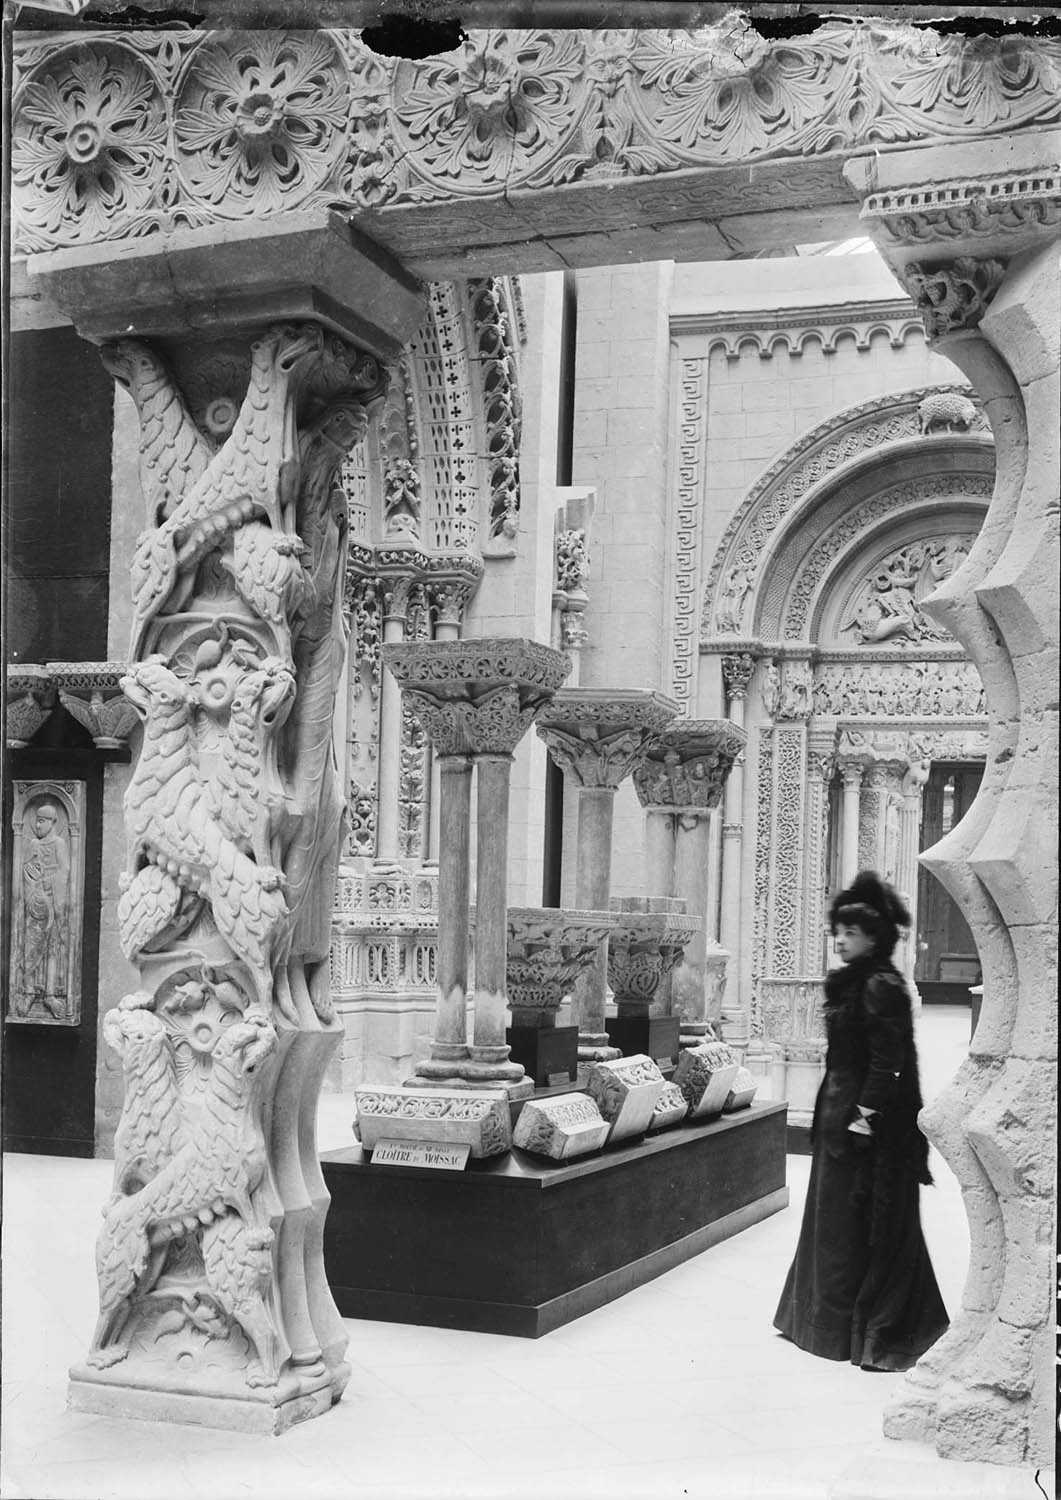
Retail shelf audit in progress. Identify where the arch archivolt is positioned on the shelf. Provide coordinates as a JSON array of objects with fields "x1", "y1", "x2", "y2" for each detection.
[{"x1": 702, "y1": 384, "x2": 990, "y2": 640}]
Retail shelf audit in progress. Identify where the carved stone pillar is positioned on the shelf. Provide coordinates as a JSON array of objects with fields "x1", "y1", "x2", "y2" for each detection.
[
  {"x1": 383, "y1": 638, "x2": 570, "y2": 1092},
  {"x1": 801, "y1": 741, "x2": 836, "y2": 979},
  {"x1": 36, "y1": 218, "x2": 423, "y2": 1431},
  {"x1": 849, "y1": 146, "x2": 1059, "y2": 1468},
  {"x1": 718, "y1": 653, "x2": 754, "y2": 1042},
  {"x1": 897, "y1": 751, "x2": 931, "y2": 995},
  {"x1": 631, "y1": 721, "x2": 746, "y2": 1042},
  {"x1": 837, "y1": 742, "x2": 872, "y2": 885},
  {"x1": 536, "y1": 688, "x2": 678, "y2": 1061}
]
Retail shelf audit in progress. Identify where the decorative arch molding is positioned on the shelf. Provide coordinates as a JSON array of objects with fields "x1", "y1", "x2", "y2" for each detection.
[
  {"x1": 701, "y1": 384, "x2": 991, "y2": 640},
  {"x1": 772, "y1": 474, "x2": 993, "y2": 642}
]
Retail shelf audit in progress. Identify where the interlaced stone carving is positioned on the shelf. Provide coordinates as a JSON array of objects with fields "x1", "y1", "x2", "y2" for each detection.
[
  {"x1": 345, "y1": 779, "x2": 377, "y2": 858},
  {"x1": 606, "y1": 903, "x2": 701, "y2": 1015},
  {"x1": 900, "y1": 257, "x2": 1007, "y2": 339},
  {"x1": 555, "y1": 529, "x2": 590, "y2": 593},
  {"x1": 469, "y1": 277, "x2": 521, "y2": 544}
]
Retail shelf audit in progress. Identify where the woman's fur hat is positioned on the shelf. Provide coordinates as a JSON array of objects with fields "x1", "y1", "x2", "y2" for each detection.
[{"x1": 829, "y1": 870, "x2": 911, "y2": 958}]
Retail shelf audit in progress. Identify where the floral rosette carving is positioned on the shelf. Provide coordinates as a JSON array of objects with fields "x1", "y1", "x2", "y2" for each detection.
[
  {"x1": 174, "y1": 32, "x2": 349, "y2": 215},
  {"x1": 12, "y1": 42, "x2": 167, "y2": 250},
  {"x1": 392, "y1": 30, "x2": 586, "y2": 195}
]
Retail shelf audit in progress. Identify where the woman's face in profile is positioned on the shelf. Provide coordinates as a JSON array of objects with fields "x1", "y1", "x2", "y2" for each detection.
[{"x1": 834, "y1": 923, "x2": 875, "y2": 965}]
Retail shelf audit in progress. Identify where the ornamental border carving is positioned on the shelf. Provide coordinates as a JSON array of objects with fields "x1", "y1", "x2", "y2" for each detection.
[
  {"x1": 701, "y1": 385, "x2": 989, "y2": 638},
  {"x1": 670, "y1": 356, "x2": 706, "y2": 708},
  {"x1": 671, "y1": 299, "x2": 925, "y2": 361},
  {"x1": 12, "y1": 26, "x2": 1061, "y2": 253}
]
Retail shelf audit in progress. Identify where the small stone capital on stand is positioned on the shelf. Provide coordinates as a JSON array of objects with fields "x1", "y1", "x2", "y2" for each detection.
[
  {"x1": 51, "y1": 662, "x2": 138, "y2": 749},
  {"x1": 535, "y1": 687, "x2": 678, "y2": 790},
  {"x1": 606, "y1": 898, "x2": 701, "y2": 1018}
]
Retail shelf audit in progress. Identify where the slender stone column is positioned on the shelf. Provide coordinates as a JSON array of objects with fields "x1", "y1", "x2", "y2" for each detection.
[
  {"x1": 374, "y1": 584, "x2": 408, "y2": 863},
  {"x1": 839, "y1": 759, "x2": 866, "y2": 883},
  {"x1": 430, "y1": 754, "x2": 473, "y2": 1066},
  {"x1": 643, "y1": 804, "x2": 675, "y2": 901},
  {"x1": 632, "y1": 720, "x2": 746, "y2": 1039},
  {"x1": 896, "y1": 750, "x2": 930, "y2": 996},
  {"x1": 537, "y1": 688, "x2": 678, "y2": 1060},
  {"x1": 384, "y1": 638, "x2": 570, "y2": 1091},
  {"x1": 718, "y1": 653, "x2": 755, "y2": 1041}
]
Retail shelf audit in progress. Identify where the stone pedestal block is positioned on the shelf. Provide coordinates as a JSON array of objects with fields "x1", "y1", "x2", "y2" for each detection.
[
  {"x1": 647, "y1": 1081, "x2": 689, "y2": 1133},
  {"x1": 512, "y1": 1094, "x2": 610, "y2": 1160},
  {"x1": 606, "y1": 1014, "x2": 681, "y2": 1070},
  {"x1": 506, "y1": 1024, "x2": 579, "y2": 1087},
  {"x1": 723, "y1": 1066, "x2": 759, "y2": 1113},
  {"x1": 584, "y1": 1053, "x2": 665, "y2": 1143},
  {"x1": 675, "y1": 1042, "x2": 740, "y2": 1121},
  {"x1": 355, "y1": 1086, "x2": 511, "y2": 1158}
]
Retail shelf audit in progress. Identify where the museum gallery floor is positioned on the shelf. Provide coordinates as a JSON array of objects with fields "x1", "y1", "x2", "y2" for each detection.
[{"x1": 3, "y1": 1008, "x2": 1050, "y2": 1500}]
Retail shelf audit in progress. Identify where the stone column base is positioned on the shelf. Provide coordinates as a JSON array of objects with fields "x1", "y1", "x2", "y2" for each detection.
[
  {"x1": 68, "y1": 1360, "x2": 341, "y2": 1436},
  {"x1": 407, "y1": 1067, "x2": 534, "y2": 1100}
]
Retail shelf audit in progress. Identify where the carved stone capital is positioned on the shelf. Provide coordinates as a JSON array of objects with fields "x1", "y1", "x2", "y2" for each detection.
[
  {"x1": 6, "y1": 665, "x2": 55, "y2": 748},
  {"x1": 535, "y1": 688, "x2": 678, "y2": 790},
  {"x1": 606, "y1": 898, "x2": 701, "y2": 1014},
  {"x1": 384, "y1": 638, "x2": 569, "y2": 756},
  {"x1": 721, "y1": 652, "x2": 756, "y2": 702},
  {"x1": 51, "y1": 662, "x2": 137, "y2": 748},
  {"x1": 503, "y1": 906, "x2": 617, "y2": 1024},
  {"x1": 631, "y1": 719, "x2": 747, "y2": 811},
  {"x1": 898, "y1": 256, "x2": 1007, "y2": 340}
]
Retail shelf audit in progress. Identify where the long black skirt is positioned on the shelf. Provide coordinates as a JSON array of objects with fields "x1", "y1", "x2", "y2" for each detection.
[{"x1": 773, "y1": 1136, "x2": 948, "y2": 1371}]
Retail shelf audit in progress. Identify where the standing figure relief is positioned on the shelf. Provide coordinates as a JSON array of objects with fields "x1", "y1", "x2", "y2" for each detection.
[{"x1": 96, "y1": 316, "x2": 386, "y2": 1401}]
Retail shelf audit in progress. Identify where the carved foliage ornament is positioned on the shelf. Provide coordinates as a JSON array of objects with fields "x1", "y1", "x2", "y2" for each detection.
[
  {"x1": 12, "y1": 27, "x2": 1061, "y2": 251},
  {"x1": 900, "y1": 257, "x2": 1007, "y2": 340}
]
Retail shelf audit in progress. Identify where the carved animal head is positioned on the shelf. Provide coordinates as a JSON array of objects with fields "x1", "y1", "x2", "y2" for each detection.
[
  {"x1": 213, "y1": 1010, "x2": 277, "y2": 1079},
  {"x1": 100, "y1": 339, "x2": 160, "y2": 393},
  {"x1": 253, "y1": 322, "x2": 324, "y2": 377},
  {"x1": 103, "y1": 1003, "x2": 167, "y2": 1060},
  {"x1": 121, "y1": 657, "x2": 189, "y2": 718}
]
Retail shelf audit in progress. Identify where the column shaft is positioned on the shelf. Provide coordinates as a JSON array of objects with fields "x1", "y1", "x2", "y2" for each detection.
[
  {"x1": 471, "y1": 753, "x2": 513, "y2": 1060},
  {"x1": 375, "y1": 610, "x2": 405, "y2": 862},
  {"x1": 671, "y1": 813, "x2": 712, "y2": 1027},
  {"x1": 574, "y1": 785, "x2": 615, "y2": 1044},
  {"x1": 841, "y1": 771, "x2": 862, "y2": 883},
  {"x1": 644, "y1": 809, "x2": 675, "y2": 899},
  {"x1": 429, "y1": 754, "x2": 473, "y2": 1063}
]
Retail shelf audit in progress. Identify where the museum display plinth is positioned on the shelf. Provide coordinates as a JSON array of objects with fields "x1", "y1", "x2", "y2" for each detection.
[
  {"x1": 321, "y1": 1100, "x2": 788, "y2": 1337},
  {"x1": 606, "y1": 1015, "x2": 680, "y2": 1069},
  {"x1": 506, "y1": 1024, "x2": 579, "y2": 1086}
]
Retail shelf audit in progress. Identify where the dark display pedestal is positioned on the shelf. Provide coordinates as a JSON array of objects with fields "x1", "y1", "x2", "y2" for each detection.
[
  {"x1": 607, "y1": 1014, "x2": 681, "y2": 1069},
  {"x1": 506, "y1": 1024, "x2": 579, "y2": 1087},
  {"x1": 322, "y1": 1100, "x2": 788, "y2": 1337}
]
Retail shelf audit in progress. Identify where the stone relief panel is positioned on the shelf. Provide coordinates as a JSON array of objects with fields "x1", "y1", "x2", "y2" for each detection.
[
  {"x1": 12, "y1": 27, "x2": 1061, "y2": 251},
  {"x1": 7, "y1": 781, "x2": 85, "y2": 1026},
  {"x1": 838, "y1": 535, "x2": 977, "y2": 647},
  {"x1": 812, "y1": 658, "x2": 987, "y2": 719}
]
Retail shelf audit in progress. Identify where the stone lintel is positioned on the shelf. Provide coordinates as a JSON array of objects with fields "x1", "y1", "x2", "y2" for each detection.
[
  {"x1": 584, "y1": 1053, "x2": 665, "y2": 1143},
  {"x1": 355, "y1": 1085, "x2": 511, "y2": 1159},
  {"x1": 512, "y1": 1093, "x2": 610, "y2": 1160},
  {"x1": 675, "y1": 1042, "x2": 741, "y2": 1121},
  {"x1": 26, "y1": 210, "x2": 425, "y2": 357}
]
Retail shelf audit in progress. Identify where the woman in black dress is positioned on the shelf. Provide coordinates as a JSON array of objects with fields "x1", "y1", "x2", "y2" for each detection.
[{"x1": 774, "y1": 871, "x2": 948, "y2": 1371}]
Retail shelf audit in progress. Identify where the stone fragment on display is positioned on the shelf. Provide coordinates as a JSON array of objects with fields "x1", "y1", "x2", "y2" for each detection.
[
  {"x1": 722, "y1": 1066, "x2": 758, "y2": 1112},
  {"x1": 512, "y1": 1093, "x2": 610, "y2": 1160},
  {"x1": 675, "y1": 1041, "x2": 740, "y2": 1120},
  {"x1": 355, "y1": 1086, "x2": 511, "y2": 1159},
  {"x1": 584, "y1": 1053, "x2": 665, "y2": 1143},
  {"x1": 647, "y1": 1080, "x2": 689, "y2": 1133}
]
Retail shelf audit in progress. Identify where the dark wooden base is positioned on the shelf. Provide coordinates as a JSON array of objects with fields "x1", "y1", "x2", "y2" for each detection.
[
  {"x1": 322, "y1": 1100, "x2": 788, "y2": 1337},
  {"x1": 607, "y1": 1014, "x2": 681, "y2": 1068},
  {"x1": 506, "y1": 1024, "x2": 578, "y2": 1087}
]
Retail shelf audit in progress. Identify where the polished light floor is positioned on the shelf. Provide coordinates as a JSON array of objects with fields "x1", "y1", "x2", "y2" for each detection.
[{"x1": 2, "y1": 1006, "x2": 1051, "y2": 1500}]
